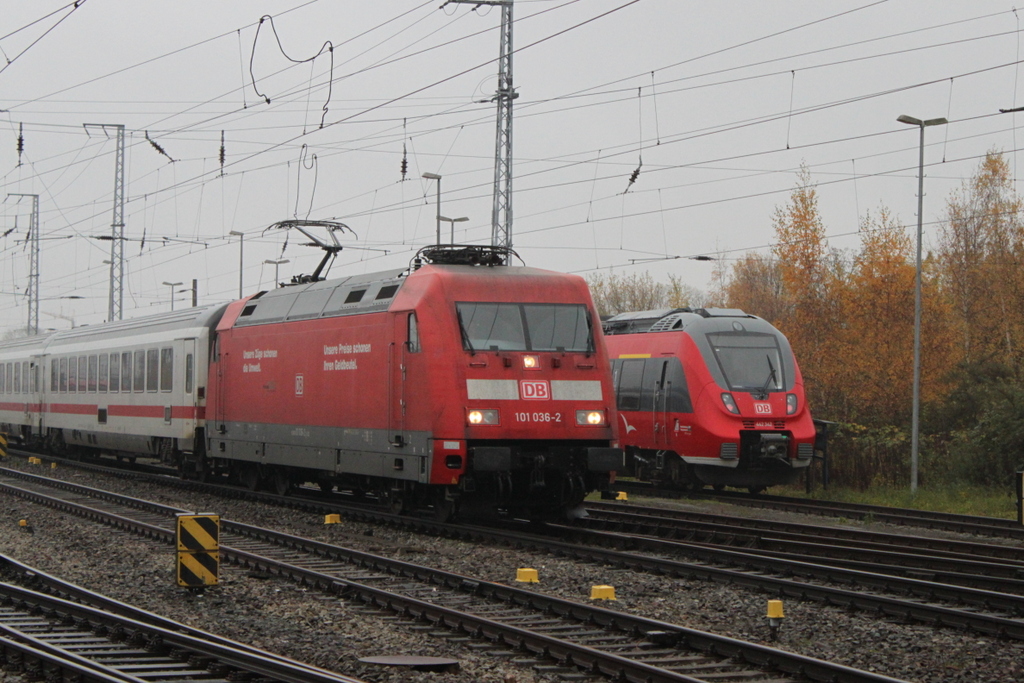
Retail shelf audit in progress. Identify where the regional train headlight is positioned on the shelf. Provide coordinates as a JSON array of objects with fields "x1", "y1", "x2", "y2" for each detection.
[
  {"x1": 786, "y1": 393, "x2": 798, "y2": 415},
  {"x1": 467, "y1": 409, "x2": 500, "y2": 425},
  {"x1": 721, "y1": 393, "x2": 740, "y2": 415},
  {"x1": 576, "y1": 409, "x2": 606, "y2": 426}
]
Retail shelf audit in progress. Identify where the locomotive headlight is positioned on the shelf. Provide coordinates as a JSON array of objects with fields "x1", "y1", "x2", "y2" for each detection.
[
  {"x1": 467, "y1": 409, "x2": 500, "y2": 425},
  {"x1": 522, "y1": 354, "x2": 539, "y2": 370},
  {"x1": 576, "y1": 409, "x2": 606, "y2": 426},
  {"x1": 721, "y1": 393, "x2": 740, "y2": 415},
  {"x1": 786, "y1": 394, "x2": 798, "y2": 415}
]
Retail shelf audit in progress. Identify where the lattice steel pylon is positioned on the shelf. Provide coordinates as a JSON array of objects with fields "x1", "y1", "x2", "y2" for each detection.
[
  {"x1": 445, "y1": 0, "x2": 516, "y2": 261},
  {"x1": 7, "y1": 193, "x2": 39, "y2": 335},
  {"x1": 84, "y1": 123, "x2": 126, "y2": 321}
]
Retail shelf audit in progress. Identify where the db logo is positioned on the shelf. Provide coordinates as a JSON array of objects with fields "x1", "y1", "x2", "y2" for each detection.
[
  {"x1": 754, "y1": 402, "x2": 772, "y2": 414},
  {"x1": 520, "y1": 380, "x2": 550, "y2": 400}
]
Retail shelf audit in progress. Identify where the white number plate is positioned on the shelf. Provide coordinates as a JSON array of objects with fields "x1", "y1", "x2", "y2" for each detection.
[{"x1": 514, "y1": 412, "x2": 563, "y2": 423}]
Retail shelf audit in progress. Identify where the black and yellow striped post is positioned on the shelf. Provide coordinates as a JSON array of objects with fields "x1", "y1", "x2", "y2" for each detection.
[
  {"x1": 0, "y1": 432, "x2": 7, "y2": 458},
  {"x1": 175, "y1": 513, "x2": 219, "y2": 588}
]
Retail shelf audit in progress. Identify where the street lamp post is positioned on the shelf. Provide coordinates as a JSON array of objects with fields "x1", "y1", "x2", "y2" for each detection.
[
  {"x1": 264, "y1": 258, "x2": 290, "y2": 287},
  {"x1": 229, "y1": 230, "x2": 244, "y2": 298},
  {"x1": 422, "y1": 173, "x2": 442, "y2": 245},
  {"x1": 897, "y1": 113, "x2": 947, "y2": 494},
  {"x1": 162, "y1": 281, "x2": 183, "y2": 311},
  {"x1": 438, "y1": 215, "x2": 469, "y2": 244}
]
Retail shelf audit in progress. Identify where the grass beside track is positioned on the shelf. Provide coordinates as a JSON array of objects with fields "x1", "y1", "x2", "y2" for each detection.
[{"x1": 771, "y1": 482, "x2": 1020, "y2": 519}]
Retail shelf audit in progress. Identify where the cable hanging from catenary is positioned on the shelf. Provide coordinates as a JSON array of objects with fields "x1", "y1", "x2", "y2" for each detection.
[
  {"x1": 249, "y1": 14, "x2": 334, "y2": 131},
  {"x1": 294, "y1": 144, "x2": 318, "y2": 220}
]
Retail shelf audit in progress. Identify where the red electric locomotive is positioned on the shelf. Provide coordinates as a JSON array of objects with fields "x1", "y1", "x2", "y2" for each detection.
[
  {"x1": 206, "y1": 244, "x2": 621, "y2": 519},
  {"x1": 0, "y1": 242, "x2": 621, "y2": 521},
  {"x1": 601, "y1": 307, "x2": 814, "y2": 493}
]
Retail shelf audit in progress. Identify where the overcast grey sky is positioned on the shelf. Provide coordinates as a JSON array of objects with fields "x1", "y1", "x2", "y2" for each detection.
[{"x1": 1, "y1": 0, "x2": 1021, "y2": 333}]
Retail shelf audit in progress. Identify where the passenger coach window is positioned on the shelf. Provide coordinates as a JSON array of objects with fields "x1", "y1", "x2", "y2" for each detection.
[
  {"x1": 59, "y1": 358, "x2": 67, "y2": 392},
  {"x1": 50, "y1": 361, "x2": 57, "y2": 392},
  {"x1": 185, "y1": 353, "x2": 194, "y2": 394},
  {"x1": 78, "y1": 356, "x2": 87, "y2": 392},
  {"x1": 88, "y1": 355, "x2": 98, "y2": 392},
  {"x1": 109, "y1": 353, "x2": 119, "y2": 392},
  {"x1": 0, "y1": 364, "x2": 5, "y2": 393},
  {"x1": 13, "y1": 363, "x2": 20, "y2": 394},
  {"x1": 98, "y1": 355, "x2": 109, "y2": 392},
  {"x1": 30, "y1": 363, "x2": 37, "y2": 393},
  {"x1": 122, "y1": 352, "x2": 133, "y2": 392},
  {"x1": 5, "y1": 362, "x2": 11, "y2": 393},
  {"x1": 146, "y1": 349, "x2": 159, "y2": 392},
  {"x1": 69, "y1": 358, "x2": 77, "y2": 392},
  {"x1": 133, "y1": 351, "x2": 145, "y2": 393},
  {"x1": 160, "y1": 348, "x2": 173, "y2": 392}
]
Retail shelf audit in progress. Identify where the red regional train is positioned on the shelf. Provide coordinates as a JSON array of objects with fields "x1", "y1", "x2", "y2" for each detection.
[
  {"x1": 0, "y1": 244, "x2": 622, "y2": 520},
  {"x1": 601, "y1": 307, "x2": 815, "y2": 493}
]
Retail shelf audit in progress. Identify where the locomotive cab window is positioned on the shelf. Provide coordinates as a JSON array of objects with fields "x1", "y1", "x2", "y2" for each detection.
[
  {"x1": 456, "y1": 302, "x2": 592, "y2": 352},
  {"x1": 614, "y1": 359, "x2": 645, "y2": 411}
]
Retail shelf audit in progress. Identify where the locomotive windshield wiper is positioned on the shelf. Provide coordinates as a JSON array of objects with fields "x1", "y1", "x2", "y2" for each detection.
[
  {"x1": 457, "y1": 309, "x2": 475, "y2": 355},
  {"x1": 757, "y1": 355, "x2": 777, "y2": 399}
]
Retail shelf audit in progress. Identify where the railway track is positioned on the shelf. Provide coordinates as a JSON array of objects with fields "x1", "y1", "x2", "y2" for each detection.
[
  {"x1": 579, "y1": 502, "x2": 1024, "y2": 591},
  {"x1": 0, "y1": 465, "x2": 907, "y2": 683},
  {"x1": 0, "y1": 558, "x2": 367, "y2": 683},
  {"x1": 6, "y1": 455, "x2": 1024, "y2": 640},
  {"x1": 612, "y1": 481, "x2": 1024, "y2": 538}
]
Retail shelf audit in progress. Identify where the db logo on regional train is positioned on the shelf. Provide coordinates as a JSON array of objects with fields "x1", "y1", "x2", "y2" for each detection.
[
  {"x1": 754, "y1": 403, "x2": 772, "y2": 414},
  {"x1": 520, "y1": 380, "x2": 551, "y2": 400}
]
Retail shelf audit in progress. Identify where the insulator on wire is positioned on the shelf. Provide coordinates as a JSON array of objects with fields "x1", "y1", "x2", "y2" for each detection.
[
  {"x1": 16, "y1": 123, "x2": 24, "y2": 167},
  {"x1": 219, "y1": 131, "x2": 226, "y2": 175},
  {"x1": 624, "y1": 162, "x2": 642, "y2": 194},
  {"x1": 400, "y1": 144, "x2": 408, "y2": 180},
  {"x1": 145, "y1": 131, "x2": 175, "y2": 163}
]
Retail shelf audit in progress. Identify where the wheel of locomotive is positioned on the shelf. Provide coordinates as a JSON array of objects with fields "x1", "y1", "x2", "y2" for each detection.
[
  {"x1": 432, "y1": 489, "x2": 458, "y2": 523},
  {"x1": 318, "y1": 479, "x2": 334, "y2": 494},
  {"x1": 713, "y1": 483, "x2": 725, "y2": 492},
  {"x1": 271, "y1": 469, "x2": 292, "y2": 496},
  {"x1": 238, "y1": 464, "x2": 260, "y2": 491},
  {"x1": 748, "y1": 485, "x2": 766, "y2": 495}
]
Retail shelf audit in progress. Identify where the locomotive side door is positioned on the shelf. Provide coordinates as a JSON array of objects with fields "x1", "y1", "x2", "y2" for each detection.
[{"x1": 389, "y1": 312, "x2": 411, "y2": 444}]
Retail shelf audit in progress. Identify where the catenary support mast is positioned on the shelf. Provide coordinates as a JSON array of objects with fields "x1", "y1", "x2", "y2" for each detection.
[
  {"x1": 7, "y1": 193, "x2": 39, "y2": 335},
  {"x1": 84, "y1": 123, "x2": 126, "y2": 321},
  {"x1": 444, "y1": 0, "x2": 515, "y2": 262}
]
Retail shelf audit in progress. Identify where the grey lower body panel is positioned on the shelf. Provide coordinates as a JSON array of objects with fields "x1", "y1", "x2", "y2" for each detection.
[{"x1": 210, "y1": 421, "x2": 432, "y2": 483}]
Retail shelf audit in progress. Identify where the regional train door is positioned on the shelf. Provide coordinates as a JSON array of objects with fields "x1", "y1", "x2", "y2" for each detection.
[{"x1": 645, "y1": 358, "x2": 670, "y2": 448}]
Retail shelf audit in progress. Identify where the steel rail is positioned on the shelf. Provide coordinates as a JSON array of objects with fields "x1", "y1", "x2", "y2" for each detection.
[
  {"x1": 0, "y1": 468, "x2": 909, "y2": 683},
  {"x1": 0, "y1": 581, "x2": 367, "y2": 683},
  {"x1": 612, "y1": 482, "x2": 1024, "y2": 537}
]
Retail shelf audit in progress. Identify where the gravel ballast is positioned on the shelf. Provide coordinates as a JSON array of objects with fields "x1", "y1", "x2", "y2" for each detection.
[{"x1": 1, "y1": 462, "x2": 1022, "y2": 683}]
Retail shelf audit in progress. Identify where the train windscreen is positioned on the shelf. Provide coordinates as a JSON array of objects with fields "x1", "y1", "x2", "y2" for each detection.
[
  {"x1": 706, "y1": 331, "x2": 785, "y2": 393},
  {"x1": 457, "y1": 303, "x2": 592, "y2": 352}
]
